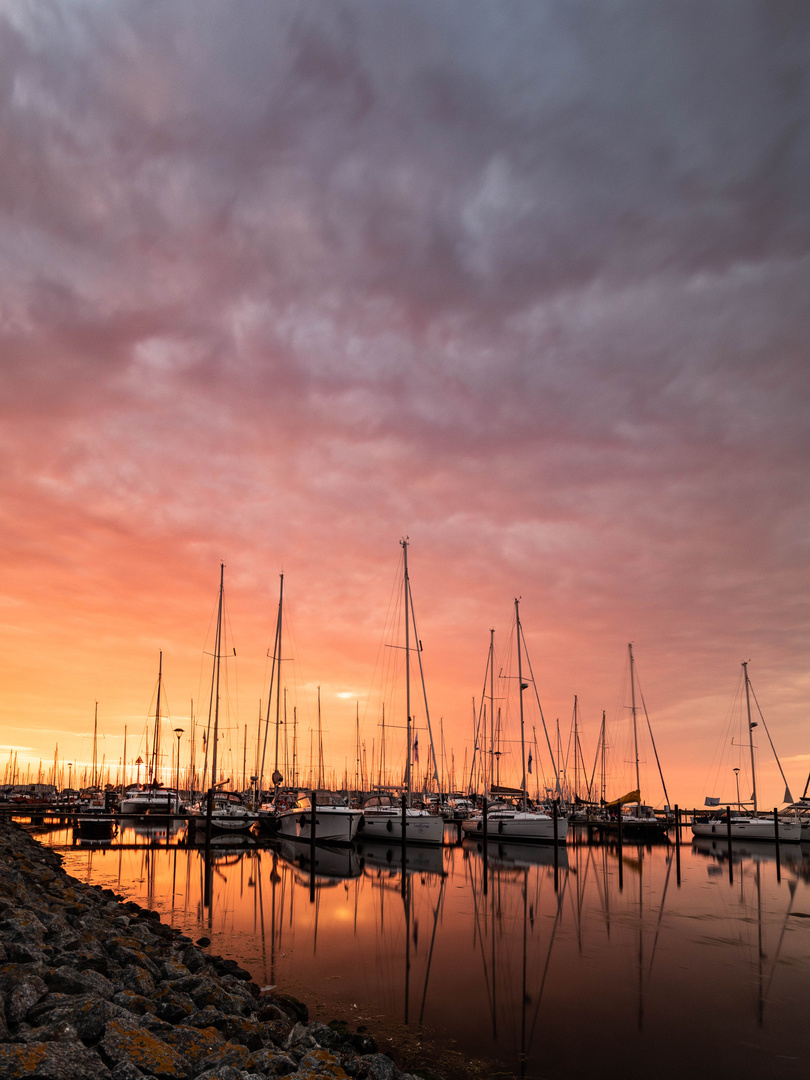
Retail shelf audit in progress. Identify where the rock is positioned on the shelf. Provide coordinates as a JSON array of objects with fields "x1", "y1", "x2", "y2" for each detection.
[
  {"x1": 111, "y1": 1061, "x2": 147, "y2": 1079},
  {"x1": 31, "y1": 995, "x2": 135, "y2": 1043},
  {"x1": 160, "y1": 957, "x2": 191, "y2": 981},
  {"x1": 14, "y1": 1019, "x2": 79, "y2": 1043},
  {"x1": 120, "y1": 964, "x2": 157, "y2": 997},
  {"x1": 295, "y1": 1047, "x2": 352, "y2": 1078},
  {"x1": 0, "y1": 908, "x2": 47, "y2": 944},
  {"x1": 285, "y1": 1021, "x2": 318, "y2": 1053},
  {"x1": 215, "y1": 1014, "x2": 267, "y2": 1050},
  {"x1": 362, "y1": 1054, "x2": 400, "y2": 1080},
  {"x1": 110, "y1": 990, "x2": 156, "y2": 1016},
  {"x1": 248, "y1": 1047, "x2": 298, "y2": 1076},
  {"x1": 107, "y1": 943, "x2": 161, "y2": 979},
  {"x1": 191, "y1": 1067, "x2": 250, "y2": 1080},
  {"x1": 307, "y1": 1023, "x2": 345, "y2": 1050},
  {"x1": 273, "y1": 992, "x2": 309, "y2": 1025},
  {"x1": 0, "y1": 1040, "x2": 113, "y2": 1079},
  {"x1": 155, "y1": 1023, "x2": 225, "y2": 1070},
  {"x1": 99, "y1": 1017, "x2": 193, "y2": 1078},
  {"x1": 7, "y1": 941, "x2": 45, "y2": 964},
  {"x1": 181, "y1": 945, "x2": 208, "y2": 973},
  {"x1": 47, "y1": 964, "x2": 114, "y2": 997},
  {"x1": 152, "y1": 985, "x2": 196, "y2": 1022},
  {"x1": 7, "y1": 974, "x2": 48, "y2": 1024}
]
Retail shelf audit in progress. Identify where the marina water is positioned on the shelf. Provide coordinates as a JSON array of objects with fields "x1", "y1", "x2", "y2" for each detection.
[{"x1": 32, "y1": 821, "x2": 810, "y2": 1080}]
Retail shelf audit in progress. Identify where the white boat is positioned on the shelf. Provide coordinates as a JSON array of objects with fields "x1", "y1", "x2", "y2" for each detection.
[
  {"x1": 189, "y1": 790, "x2": 258, "y2": 838},
  {"x1": 120, "y1": 784, "x2": 180, "y2": 815},
  {"x1": 274, "y1": 792, "x2": 363, "y2": 844},
  {"x1": 462, "y1": 803, "x2": 566, "y2": 843},
  {"x1": 781, "y1": 797, "x2": 810, "y2": 841},
  {"x1": 358, "y1": 793, "x2": 445, "y2": 844},
  {"x1": 123, "y1": 653, "x2": 182, "y2": 816},
  {"x1": 691, "y1": 809, "x2": 800, "y2": 842},
  {"x1": 691, "y1": 661, "x2": 801, "y2": 844}
]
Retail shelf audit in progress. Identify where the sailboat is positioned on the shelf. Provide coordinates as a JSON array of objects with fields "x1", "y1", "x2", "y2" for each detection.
[
  {"x1": 593, "y1": 644, "x2": 671, "y2": 840},
  {"x1": 691, "y1": 661, "x2": 801, "y2": 842},
  {"x1": 120, "y1": 653, "x2": 181, "y2": 816},
  {"x1": 462, "y1": 599, "x2": 568, "y2": 844},
  {"x1": 189, "y1": 565, "x2": 258, "y2": 839},
  {"x1": 358, "y1": 540, "x2": 444, "y2": 845}
]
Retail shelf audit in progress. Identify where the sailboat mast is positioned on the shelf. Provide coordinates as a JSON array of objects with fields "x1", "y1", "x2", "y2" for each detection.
[
  {"x1": 629, "y1": 644, "x2": 640, "y2": 798},
  {"x1": 743, "y1": 660, "x2": 757, "y2": 814},
  {"x1": 403, "y1": 538, "x2": 411, "y2": 806},
  {"x1": 152, "y1": 652, "x2": 163, "y2": 785},
  {"x1": 210, "y1": 564, "x2": 224, "y2": 794},
  {"x1": 92, "y1": 701, "x2": 98, "y2": 790},
  {"x1": 573, "y1": 696, "x2": 579, "y2": 803},
  {"x1": 515, "y1": 598, "x2": 527, "y2": 811},
  {"x1": 489, "y1": 628, "x2": 495, "y2": 800},
  {"x1": 273, "y1": 574, "x2": 284, "y2": 782}
]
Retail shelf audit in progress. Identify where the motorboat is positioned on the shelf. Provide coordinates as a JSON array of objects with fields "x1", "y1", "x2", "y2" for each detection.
[
  {"x1": 188, "y1": 790, "x2": 258, "y2": 838},
  {"x1": 274, "y1": 792, "x2": 363, "y2": 845},
  {"x1": 120, "y1": 784, "x2": 181, "y2": 816},
  {"x1": 358, "y1": 794, "x2": 445, "y2": 844},
  {"x1": 691, "y1": 807, "x2": 801, "y2": 843},
  {"x1": 462, "y1": 802, "x2": 568, "y2": 844}
]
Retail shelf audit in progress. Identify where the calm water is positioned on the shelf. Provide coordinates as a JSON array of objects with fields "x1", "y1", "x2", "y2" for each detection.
[{"x1": 30, "y1": 820, "x2": 810, "y2": 1080}]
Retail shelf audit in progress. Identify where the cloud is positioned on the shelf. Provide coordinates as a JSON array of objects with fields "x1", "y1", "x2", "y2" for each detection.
[{"x1": 1, "y1": 0, "x2": 810, "y2": 803}]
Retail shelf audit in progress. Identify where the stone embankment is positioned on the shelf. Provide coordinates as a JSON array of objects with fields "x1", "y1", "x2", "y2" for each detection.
[{"x1": 0, "y1": 822, "x2": 434, "y2": 1080}]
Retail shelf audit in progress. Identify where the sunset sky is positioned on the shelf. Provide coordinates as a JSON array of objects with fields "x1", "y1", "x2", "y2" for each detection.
[{"x1": 2, "y1": 1, "x2": 809, "y2": 810}]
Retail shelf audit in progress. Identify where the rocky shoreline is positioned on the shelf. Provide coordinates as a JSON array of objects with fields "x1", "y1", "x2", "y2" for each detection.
[{"x1": 0, "y1": 821, "x2": 443, "y2": 1080}]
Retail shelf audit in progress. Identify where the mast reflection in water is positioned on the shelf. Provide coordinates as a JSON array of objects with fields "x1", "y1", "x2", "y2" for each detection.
[{"x1": 38, "y1": 822, "x2": 810, "y2": 1080}]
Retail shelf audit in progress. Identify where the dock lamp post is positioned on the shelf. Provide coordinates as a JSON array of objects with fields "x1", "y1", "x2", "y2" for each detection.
[
  {"x1": 174, "y1": 729, "x2": 184, "y2": 806},
  {"x1": 733, "y1": 767, "x2": 741, "y2": 812}
]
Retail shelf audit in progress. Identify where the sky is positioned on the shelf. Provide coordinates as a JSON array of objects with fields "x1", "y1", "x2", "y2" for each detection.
[{"x1": 2, "y1": 0, "x2": 809, "y2": 810}]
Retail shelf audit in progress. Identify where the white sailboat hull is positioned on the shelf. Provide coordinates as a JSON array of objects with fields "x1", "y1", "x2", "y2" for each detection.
[
  {"x1": 120, "y1": 789, "x2": 180, "y2": 815},
  {"x1": 359, "y1": 809, "x2": 445, "y2": 845},
  {"x1": 691, "y1": 816, "x2": 801, "y2": 842},
  {"x1": 275, "y1": 806, "x2": 362, "y2": 845},
  {"x1": 462, "y1": 810, "x2": 568, "y2": 844},
  {"x1": 190, "y1": 812, "x2": 257, "y2": 837}
]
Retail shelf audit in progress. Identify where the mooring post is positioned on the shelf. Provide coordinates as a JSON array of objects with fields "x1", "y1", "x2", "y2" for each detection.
[
  {"x1": 773, "y1": 807, "x2": 781, "y2": 883},
  {"x1": 552, "y1": 799, "x2": 559, "y2": 892},
  {"x1": 482, "y1": 797, "x2": 489, "y2": 896},
  {"x1": 726, "y1": 806, "x2": 733, "y2": 885},
  {"x1": 309, "y1": 789, "x2": 317, "y2": 903},
  {"x1": 674, "y1": 805, "x2": 681, "y2": 886}
]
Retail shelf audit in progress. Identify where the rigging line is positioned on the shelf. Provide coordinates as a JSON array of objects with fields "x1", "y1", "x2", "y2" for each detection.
[
  {"x1": 748, "y1": 680, "x2": 794, "y2": 802},
  {"x1": 418, "y1": 875, "x2": 447, "y2": 1024},
  {"x1": 764, "y1": 879, "x2": 799, "y2": 1005},
  {"x1": 467, "y1": 856, "x2": 497, "y2": 1030},
  {"x1": 518, "y1": 621, "x2": 561, "y2": 797},
  {"x1": 637, "y1": 681, "x2": 671, "y2": 808},
  {"x1": 407, "y1": 575, "x2": 440, "y2": 787},
  {"x1": 528, "y1": 868, "x2": 569, "y2": 1047},
  {"x1": 646, "y1": 847, "x2": 674, "y2": 978}
]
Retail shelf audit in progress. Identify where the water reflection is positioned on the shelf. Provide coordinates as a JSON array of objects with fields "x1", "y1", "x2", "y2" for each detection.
[{"x1": 32, "y1": 822, "x2": 810, "y2": 1080}]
